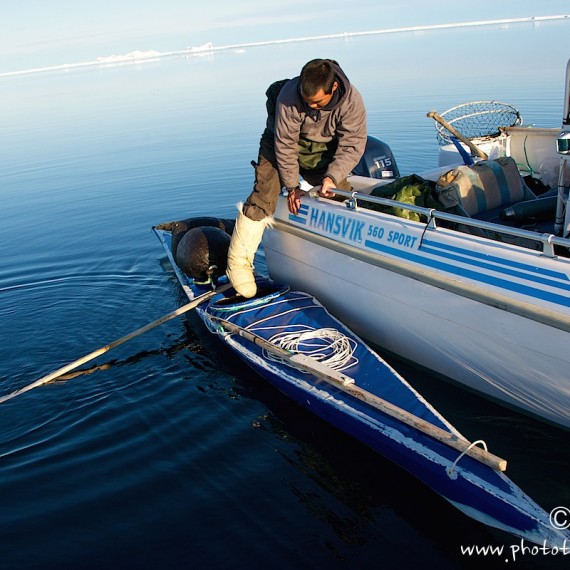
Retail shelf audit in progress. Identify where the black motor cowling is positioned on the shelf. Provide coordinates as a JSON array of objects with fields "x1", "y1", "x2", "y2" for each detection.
[{"x1": 352, "y1": 136, "x2": 400, "y2": 179}]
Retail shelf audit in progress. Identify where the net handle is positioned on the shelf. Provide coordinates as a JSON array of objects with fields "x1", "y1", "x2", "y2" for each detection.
[{"x1": 427, "y1": 110, "x2": 488, "y2": 159}]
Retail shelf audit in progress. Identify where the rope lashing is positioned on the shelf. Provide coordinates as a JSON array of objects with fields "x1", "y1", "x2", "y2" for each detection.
[{"x1": 447, "y1": 439, "x2": 489, "y2": 479}]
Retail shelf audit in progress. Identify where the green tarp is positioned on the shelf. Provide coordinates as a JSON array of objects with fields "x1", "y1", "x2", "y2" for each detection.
[{"x1": 363, "y1": 174, "x2": 442, "y2": 222}]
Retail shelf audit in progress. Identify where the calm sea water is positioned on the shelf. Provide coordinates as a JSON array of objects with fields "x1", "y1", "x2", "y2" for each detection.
[{"x1": 1, "y1": 21, "x2": 569, "y2": 569}]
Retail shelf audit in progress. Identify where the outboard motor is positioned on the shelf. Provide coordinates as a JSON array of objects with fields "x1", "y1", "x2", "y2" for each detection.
[{"x1": 352, "y1": 136, "x2": 400, "y2": 179}]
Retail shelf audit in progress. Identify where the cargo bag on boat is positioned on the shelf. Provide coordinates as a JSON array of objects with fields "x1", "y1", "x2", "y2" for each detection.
[
  {"x1": 433, "y1": 156, "x2": 548, "y2": 248},
  {"x1": 365, "y1": 175, "x2": 441, "y2": 222},
  {"x1": 434, "y1": 156, "x2": 536, "y2": 219}
]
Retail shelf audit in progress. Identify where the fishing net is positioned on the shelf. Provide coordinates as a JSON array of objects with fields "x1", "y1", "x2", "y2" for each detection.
[{"x1": 434, "y1": 101, "x2": 522, "y2": 146}]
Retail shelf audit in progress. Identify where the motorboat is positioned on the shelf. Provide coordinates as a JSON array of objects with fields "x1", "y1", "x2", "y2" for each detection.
[{"x1": 262, "y1": 59, "x2": 570, "y2": 430}]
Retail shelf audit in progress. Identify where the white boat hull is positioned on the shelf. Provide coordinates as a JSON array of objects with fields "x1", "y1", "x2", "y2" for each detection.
[{"x1": 264, "y1": 195, "x2": 570, "y2": 429}]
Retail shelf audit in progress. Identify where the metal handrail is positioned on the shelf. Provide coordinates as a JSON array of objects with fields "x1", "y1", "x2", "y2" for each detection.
[{"x1": 319, "y1": 188, "x2": 570, "y2": 258}]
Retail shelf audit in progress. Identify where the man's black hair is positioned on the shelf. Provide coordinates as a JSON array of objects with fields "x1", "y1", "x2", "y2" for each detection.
[{"x1": 300, "y1": 59, "x2": 337, "y2": 97}]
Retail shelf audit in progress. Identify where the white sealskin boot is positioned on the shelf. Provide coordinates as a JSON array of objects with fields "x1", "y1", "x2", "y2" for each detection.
[{"x1": 226, "y1": 206, "x2": 270, "y2": 298}]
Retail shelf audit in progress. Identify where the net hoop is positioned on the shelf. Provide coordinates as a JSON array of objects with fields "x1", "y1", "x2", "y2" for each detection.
[{"x1": 434, "y1": 100, "x2": 522, "y2": 146}]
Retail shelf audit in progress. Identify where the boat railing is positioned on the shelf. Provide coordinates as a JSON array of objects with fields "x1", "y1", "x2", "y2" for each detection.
[{"x1": 325, "y1": 188, "x2": 570, "y2": 258}]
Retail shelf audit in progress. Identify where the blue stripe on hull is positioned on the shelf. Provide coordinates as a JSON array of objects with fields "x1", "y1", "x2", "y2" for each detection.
[
  {"x1": 421, "y1": 237, "x2": 570, "y2": 283},
  {"x1": 364, "y1": 238, "x2": 570, "y2": 307}
]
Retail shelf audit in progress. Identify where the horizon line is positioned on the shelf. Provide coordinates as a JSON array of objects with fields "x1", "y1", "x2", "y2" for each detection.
[{"x1": 1, "y1": 14, "x2": 568, "y2": 79}]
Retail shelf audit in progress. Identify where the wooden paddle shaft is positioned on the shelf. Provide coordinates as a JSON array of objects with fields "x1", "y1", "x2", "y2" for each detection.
[
  {"x1": 214, "y1": 317, "x2": 507, "y2": 472},
  {"x1": 0, "y1": 283, "x2": 232, "y2": 405},
  {"x1": 427, "y1": 110, "x2": 489, "y2": 160}
]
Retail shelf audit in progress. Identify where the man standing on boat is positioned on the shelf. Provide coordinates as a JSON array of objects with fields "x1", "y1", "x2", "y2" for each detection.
[{"x1": 226, "y1": 58, "x2": 367, "y2": 298}]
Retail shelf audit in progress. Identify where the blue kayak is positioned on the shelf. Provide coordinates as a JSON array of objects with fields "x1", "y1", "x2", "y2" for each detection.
[{"x1": 154, "y1": 224, "x2": 569, "y2": 548}]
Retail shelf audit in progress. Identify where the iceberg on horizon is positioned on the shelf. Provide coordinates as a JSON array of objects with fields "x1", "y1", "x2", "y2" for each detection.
[
  {"x1": 186, "y1": 42, "x2": 214, "y2": 53},
  {"x1": 96, "y1": 50, "x2": 162, "y2": 64}
]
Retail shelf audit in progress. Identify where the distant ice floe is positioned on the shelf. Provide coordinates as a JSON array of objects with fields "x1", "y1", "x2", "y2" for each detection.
[
  {"x1": 186, "y1": 42, "x2": 214, "y2": 53},
  {"x1": 184, "y1": 42, "x2": 214, "y2": 59},
  {"x1": 96, "y1": 50, "x2": 162, "y2": 64},
  {"x1": 0, "y1": 14, "x2": 568, "y2": 79}
]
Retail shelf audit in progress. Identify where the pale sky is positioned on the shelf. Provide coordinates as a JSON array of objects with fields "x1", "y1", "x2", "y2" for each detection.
[{"x1": 1, "y1": 0, "x2": 568, "y2": 72}]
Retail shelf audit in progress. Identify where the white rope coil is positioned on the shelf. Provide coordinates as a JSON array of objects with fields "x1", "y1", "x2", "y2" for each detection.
[
  {"x1": 265, "y1": 326, "x2": 358, "y2": 372},
  {"x1": 223, "y1": 293, "x2": 359, "y2": 373}
]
